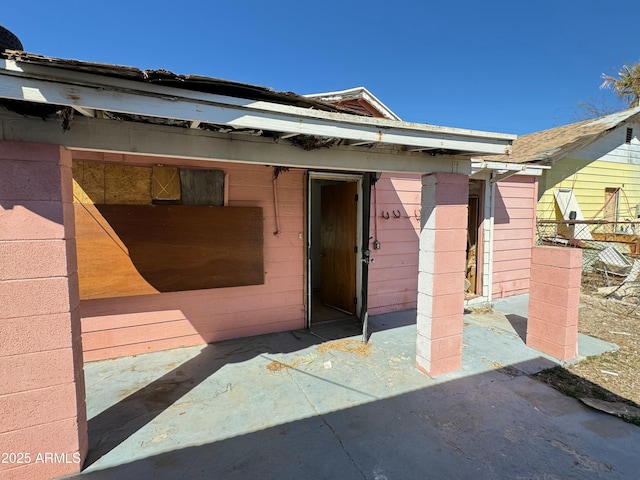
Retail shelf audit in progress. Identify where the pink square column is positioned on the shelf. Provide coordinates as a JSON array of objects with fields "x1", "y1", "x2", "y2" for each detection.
[
  {"x1": 416, "y1": 173, "x2": 468, "y2": 376},
  {"x1": 0, "y1": 142, "x2": 88, "y2": 479},
  {"x1": 527, "y1": 246, "x2": 582, "y2": 361}
]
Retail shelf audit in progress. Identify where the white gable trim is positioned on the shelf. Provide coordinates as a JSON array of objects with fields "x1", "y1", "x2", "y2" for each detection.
[{"x1": 305, "y1": 86, "x2": 402, "y2": 121}]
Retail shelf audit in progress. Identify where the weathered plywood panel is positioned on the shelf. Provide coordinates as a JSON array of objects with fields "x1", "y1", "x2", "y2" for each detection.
[
  {"x1": 105, "y1": 164, "x2": 152, "y2": 204},
  {"x1": 91, "y1": 205, "x2": 264, "y2": 295},
  {"x1": 73, "y1": 161, "x2": 105, "y2": 204},
  {"x1": 75, "y1": 204, "x2": 158, "y2": 299},
  {"x1": 73, "y1": 161, "x2": 153, "y2": 205},
  {"x1": 180, "y1": 168, "x2": 224, "y2": 206},
  {"x1": 152, "y1": 165, "x2": 181, "y2": 200}
]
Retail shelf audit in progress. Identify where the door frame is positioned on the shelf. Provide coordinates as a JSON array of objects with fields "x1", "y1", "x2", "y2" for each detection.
[{"x1": 306, "y1": 171, "x2": 364, "y2": 328}]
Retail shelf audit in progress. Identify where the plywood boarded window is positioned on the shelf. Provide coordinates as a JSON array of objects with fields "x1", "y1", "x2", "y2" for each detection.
[{"x1": 73, "y1": 161, "x2": 263, "y2": 300}]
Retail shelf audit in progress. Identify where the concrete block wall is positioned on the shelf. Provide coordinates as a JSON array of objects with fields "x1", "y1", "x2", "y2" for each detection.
[
  {"x1": 416, "y1": 173, "x2": 468, "y2": 376},
  {"x1": 0, "y1": 142, "x2": 87, "y2": 479},
  {"x1": 527, "y1": 246, "x2": 582, "y2": 361}
]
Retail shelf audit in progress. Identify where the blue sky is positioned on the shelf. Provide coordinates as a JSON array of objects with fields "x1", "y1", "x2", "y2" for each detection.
[{"x1": 3, "y1": 1, "x2": 638, "y2": 135}]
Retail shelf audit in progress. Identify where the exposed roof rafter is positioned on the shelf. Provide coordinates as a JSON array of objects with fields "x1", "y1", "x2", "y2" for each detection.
[{"x1": 0, "y1": 58, "x2": 515, "y2": 156}]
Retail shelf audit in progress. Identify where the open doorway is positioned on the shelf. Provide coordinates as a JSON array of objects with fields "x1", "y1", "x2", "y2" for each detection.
[
  {"x1": 307, "y1": 173, "x2": 365, "y2": 327},
  {"x1": 466, "y1": 179, "x2": 484, "y2": 298}
]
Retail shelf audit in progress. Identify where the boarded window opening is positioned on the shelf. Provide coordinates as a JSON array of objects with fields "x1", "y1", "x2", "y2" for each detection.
[{"x1": 73, "y1": 161, "x2": 262, "y2": 300}]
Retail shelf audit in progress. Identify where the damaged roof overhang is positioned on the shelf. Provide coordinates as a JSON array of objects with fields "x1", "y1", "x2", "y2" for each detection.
[
  {"x1": 470, "y1": 159, "x2": 550, "y2": 182},
  {"x1": 0, "y1": 51, "x2": 515, "y2": 160}
]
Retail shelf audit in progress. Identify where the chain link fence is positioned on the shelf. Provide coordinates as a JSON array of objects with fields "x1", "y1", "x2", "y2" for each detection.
[{"x1": 536, "y1": 220, "x2": 640, "y2": 293}]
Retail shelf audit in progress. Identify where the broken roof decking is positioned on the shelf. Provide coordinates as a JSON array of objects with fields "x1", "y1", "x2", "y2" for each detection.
[
  {"x1": 0, "y1": 50, "x2": 515, "y2": 169},
  {"x1": 482, "y1": 107, "x2": 640, "y2": 165}
]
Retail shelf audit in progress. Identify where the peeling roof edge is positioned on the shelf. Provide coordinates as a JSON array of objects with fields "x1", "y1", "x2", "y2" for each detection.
[
  {"x1": 0, "y1": 51, "x2": 516, "y2": 156},
  {"x1": 0, "y1": 50, "x2": 352, "y2": 115}
]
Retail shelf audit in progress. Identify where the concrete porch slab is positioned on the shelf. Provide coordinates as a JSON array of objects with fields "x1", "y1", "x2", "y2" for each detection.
[{"x1": 69, "y1": 303, "x2": 638, "y2": 479}]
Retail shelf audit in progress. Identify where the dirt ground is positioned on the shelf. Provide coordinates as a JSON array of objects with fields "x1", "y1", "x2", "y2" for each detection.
[{"x1": 534, "y1": 276, "x2": 640, "y2": 424}]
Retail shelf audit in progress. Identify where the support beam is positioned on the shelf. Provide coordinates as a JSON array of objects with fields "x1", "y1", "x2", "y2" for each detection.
[
  {"x1": 490, "y1": 170, "x2": 520, "y2": 184},
  {"x1": 0, "y1": 112, "x2": 473, "y2": 175},
  {"x1": 279, "y1": 132, "x2": 300, "y2": 139},
  {"x1": 408, "y1": 147, "x2": 437, "y2": 153},
  {"x1": 72, "y1": 106, "x2": 95, "y2": 117}
]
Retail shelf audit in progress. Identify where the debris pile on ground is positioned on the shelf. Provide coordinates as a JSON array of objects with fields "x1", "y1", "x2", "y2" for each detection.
[
  {"x1": 534, "y1": 289, "x2": 640, "y2": 425},
  {"x1": 317, "y1": 339, "x2": 372, "y2": 357}
]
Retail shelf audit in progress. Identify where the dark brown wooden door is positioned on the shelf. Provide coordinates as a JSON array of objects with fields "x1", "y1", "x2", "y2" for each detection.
[{"x1": 320, "y1": 182, "x2": 357, "y2": 313}]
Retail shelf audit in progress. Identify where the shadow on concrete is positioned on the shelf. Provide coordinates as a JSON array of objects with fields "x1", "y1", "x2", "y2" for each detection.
[
  {"x1": 535, "y1": 365, "x2": 640, "y2": 416},
  {"x1": 85, "y1": 330, "x2": 323, "y2": 466},
  {"x1": 85, "y1": 311, "x2": 413, "y2": 467},
  {"x1": 74, "y1": 356, "x2": 640, "y2": 480},
  {"x1": 505, "y1": 314, "x2": 528, "y2": 343}
]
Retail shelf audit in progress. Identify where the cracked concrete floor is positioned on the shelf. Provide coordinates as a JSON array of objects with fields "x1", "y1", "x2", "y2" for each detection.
[{"x1": 71, "y1": 307, "x2": 640, "y2": 479}]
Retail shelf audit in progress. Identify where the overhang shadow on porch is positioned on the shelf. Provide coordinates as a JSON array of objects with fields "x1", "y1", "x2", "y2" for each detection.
[
  {"x1": 73, "y1": 355, "x2": 640, "y2": 480},
  {"x1": 83, "y1": 310, "x2": 415, "y2": 467}
]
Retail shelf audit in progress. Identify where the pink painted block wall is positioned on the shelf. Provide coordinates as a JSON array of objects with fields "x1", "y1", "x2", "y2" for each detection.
[
  {"x1": 415, "y1": 173, "x2": 468, "y2": 376},
  {"x1": 74, "y1": 154, "x2": 306, "y2": 361},
  {"x1": 492, "y1": 176, "x2": 538, "y2": 298},
  {"x1": 526, "y1": 246, "x2": 582, "y2": 361},
  {"x1": 0, "y1": 141, "x2": 87, "y2": 479}
]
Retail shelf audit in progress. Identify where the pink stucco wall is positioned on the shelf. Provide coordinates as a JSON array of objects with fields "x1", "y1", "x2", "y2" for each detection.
[
  {"x1": 0, "y1": 141, "x2": 87, "y2": 479},
  {"x1": 492, "y1": 176, "x2": 538, "y2": 298},
  {"x1": 367, "y1": 173, "x2": 420, "y2": 315},
  {"x1": 75, "y1": 153, "x2": 306, "y2": 361}
]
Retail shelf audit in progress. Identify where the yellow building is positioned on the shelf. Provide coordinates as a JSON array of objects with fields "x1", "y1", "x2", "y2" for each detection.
[{"x1": 488, "y1": 107, "x2": 640, "y2": 240}]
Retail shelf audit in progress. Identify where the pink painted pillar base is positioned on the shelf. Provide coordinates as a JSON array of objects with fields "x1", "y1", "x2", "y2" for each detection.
[
  {"x1": 416, "y1": 173, "x2": 468, "y2": 376},
  {"x1": 527, "y1": 246, "x2": 582, "y2": 361},
  {"x1": 0, "y1": 142, "x2": 87, "y2": 479}
]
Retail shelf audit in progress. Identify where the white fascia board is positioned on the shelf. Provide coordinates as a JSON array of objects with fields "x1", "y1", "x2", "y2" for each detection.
[{"x1": 0, "y1": 60, "x2": 514, "y2": 155}]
